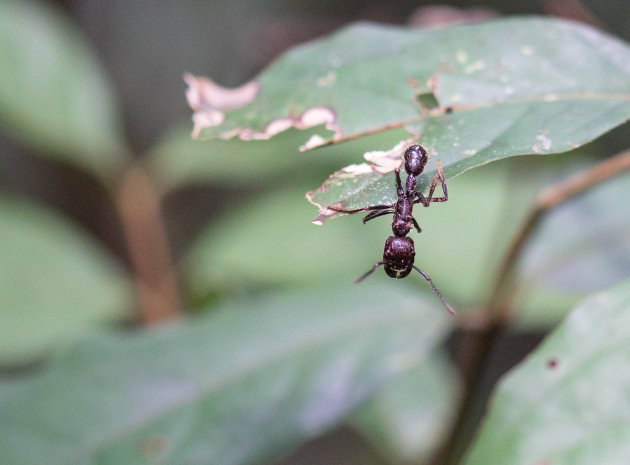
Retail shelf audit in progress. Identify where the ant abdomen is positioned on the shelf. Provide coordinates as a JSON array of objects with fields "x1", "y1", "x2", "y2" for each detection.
[
  {"x1": 404, "y1": 145, "x2": 429, "y2": 177},
  {"x1": 383, "y1": 236, "x2": 415, "y2": 279}
]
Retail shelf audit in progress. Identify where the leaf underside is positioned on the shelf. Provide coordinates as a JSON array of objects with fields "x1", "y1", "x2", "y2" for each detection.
[
  {"x1": 0, "y1": 285, "x2": 450, "y2": 465},
  {"x1": 187, "y1": 18, "x2": 630, "y2": 221}
]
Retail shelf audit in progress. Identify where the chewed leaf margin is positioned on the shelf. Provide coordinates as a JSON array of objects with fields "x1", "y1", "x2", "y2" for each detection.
[{"x1": 186, "y1": 18, "x2": 630, "y2": 222}]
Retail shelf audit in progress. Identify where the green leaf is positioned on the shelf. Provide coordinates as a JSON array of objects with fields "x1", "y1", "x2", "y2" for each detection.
[
  {"x1": 352, "y1": 348, "x2": 461, "y2": 464},
  {"x1": 464, "y1": 278, "x2": 630, "y2": 465},
  {"x1": 0, "y1": 284, "x2": 451, "y2": 465},
  {"x1": 0, "y1": 195, "x2": 132, "y2": 365},
  {"x1": 186, "y1": 18, "x2": 630, "y2": 218},
  {"x1": 307, "y1": 93, "x2": 630, "y2": 221},
  {"x1": 0, "y1": 0, "x2": 127, "y2": 177},
  {"x1": 192, "y1": 18, "x2": 630, "y2": 144}
]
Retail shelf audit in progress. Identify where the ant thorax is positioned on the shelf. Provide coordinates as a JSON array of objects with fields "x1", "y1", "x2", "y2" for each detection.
[{"x1": 392, "y1": 214, "x2": 412, "y2": 237}]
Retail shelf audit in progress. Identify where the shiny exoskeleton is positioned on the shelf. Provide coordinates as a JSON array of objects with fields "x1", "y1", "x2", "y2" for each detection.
[{"x1": 330, "y1": 144, "x2": 454, "y2": 314}]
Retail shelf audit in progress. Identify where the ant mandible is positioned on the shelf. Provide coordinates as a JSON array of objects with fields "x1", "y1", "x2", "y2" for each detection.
[{"x1": 329, "y1": 145, "x2": 455, "y2": 315}]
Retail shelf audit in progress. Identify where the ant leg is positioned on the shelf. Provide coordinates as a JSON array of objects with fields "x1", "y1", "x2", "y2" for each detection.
[
  {"x1": 363, "y1": 209, "x2": 395, "y2": 223},
  {"x1": 412, "y1": 265, "x2": 456, "y2": 315},
  {"x1": 354, "y1": 261, "x2": 385, "y2": 284},
  {"x1": 327, "y1": 203, "x2": 393, "y2": 215},
  {"x1": 395, "y1": 167, "x2": 403, "y2": 188},
  {"x1": 394, "y1": 168, "x2": 405, "y2": 197},
  {"x1": 411, "y1": 217, "x2": 422, "y2": 233},
  {"x1": 416, "y1": 160, "x2": 448, "y2": 207},
  {"x1": 431, "y1": 161, "x2": 448, "y2": 202}
]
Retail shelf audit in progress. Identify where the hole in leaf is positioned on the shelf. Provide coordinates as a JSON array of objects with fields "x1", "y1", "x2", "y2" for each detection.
[
  {"x1": 416, "y1": 92, "x2": 440, "y2": 109},
  {"x1": 140, "y1": 436, "x2": 167, "y2": 458}
]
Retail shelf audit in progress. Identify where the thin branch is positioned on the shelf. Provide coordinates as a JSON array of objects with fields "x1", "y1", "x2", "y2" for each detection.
[
  {"x1": 488, "y1": 149, "x2": 630, "y2": 314},
  {"x1": 433, "y1": 149, "x2": 630, "y2": 465},
  {"x1": 115, "y1": 163, "x2": 182, "y2": 325}
]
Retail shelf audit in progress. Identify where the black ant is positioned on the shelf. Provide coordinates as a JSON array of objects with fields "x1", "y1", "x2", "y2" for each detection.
[{"x1": 329, "y1": 145, "x2": 454, "y2": 315}]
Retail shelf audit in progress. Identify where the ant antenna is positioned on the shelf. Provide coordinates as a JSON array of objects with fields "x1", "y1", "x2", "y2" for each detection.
[
  {"x1": 354, "y1": 261, "x2": 456, "y2": 315},
  {"x1": 412, "y1": 265, "x2": 456, "y2": 315},
  {"x1": 354, "y1": 262, "x2": 384, "y2": 284}
]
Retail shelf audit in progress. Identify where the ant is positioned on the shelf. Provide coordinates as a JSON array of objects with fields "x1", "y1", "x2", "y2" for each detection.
[{"x1": 329, "y1": 145, "x2": 455, "y2": 315}]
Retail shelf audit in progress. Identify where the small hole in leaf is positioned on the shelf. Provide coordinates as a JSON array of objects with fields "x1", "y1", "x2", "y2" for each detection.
[
  {"x1": 416, "y1": 92, "x2": 439, "y2": 109},
  {"x1": 140, "y1": 436, "x2": 167, "y2": 458},
  {"x1": 547, "y1": 358, "x2": 558, "y2": 369}
]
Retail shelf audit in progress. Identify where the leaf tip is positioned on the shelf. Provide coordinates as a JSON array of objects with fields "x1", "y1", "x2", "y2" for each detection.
[
  {"x1": 306, "y1": 189, "x2": 338, "y2": 226},
  {"x1": 310, "y1": 207, "x2": 340, "y2": 226},
  {"x1": 300, "y1": 134, "x2": 328, "y2": 151}
]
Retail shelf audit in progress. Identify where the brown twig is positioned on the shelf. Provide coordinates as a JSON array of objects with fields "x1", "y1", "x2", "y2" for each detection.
[
  {"x1": 114, "y1": 163, "x2": 182, "y2": 325},
  {"x1": 489, "y1": 149, "x2": 630, "y2": 314},
  {"x1": 433, "y1": 149, "x2": 630, "y2": 465}
]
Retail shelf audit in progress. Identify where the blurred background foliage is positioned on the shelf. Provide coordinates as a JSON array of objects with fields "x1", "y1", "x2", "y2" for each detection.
[{"x1": 1, "y1": 1, "x2": 630, "y2": 464}]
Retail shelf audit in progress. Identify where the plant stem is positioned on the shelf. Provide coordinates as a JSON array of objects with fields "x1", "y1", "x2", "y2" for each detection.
[
  {"x1": 433, "y1": 149, "x2": 630, "y2": 465},
  {"x1": 115, "y1": 163, "x2": 182, "y2": 325},
  {"x1": 488, "y1": 149, "x2": 630, "y2": 315}
]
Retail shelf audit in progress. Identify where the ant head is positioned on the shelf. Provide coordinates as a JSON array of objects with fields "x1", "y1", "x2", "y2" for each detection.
[
  {"x1": 383, "y1": 236, "x2": 415, "y2": 279},
  {"x1": 404, "y1": 145, "x2": 429, "y2": 177}
]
